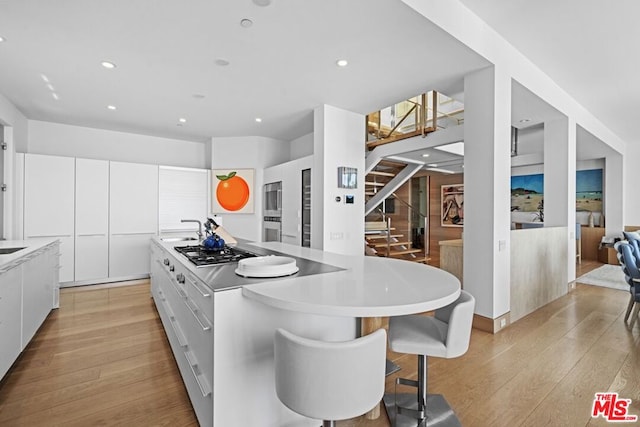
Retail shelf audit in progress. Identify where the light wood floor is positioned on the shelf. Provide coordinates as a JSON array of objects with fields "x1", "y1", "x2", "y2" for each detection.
[{"x1": 1, "y1": 261, "x2": 638, "y2": 426}]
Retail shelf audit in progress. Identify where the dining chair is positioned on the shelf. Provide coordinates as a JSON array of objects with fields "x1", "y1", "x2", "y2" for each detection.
[
  {"x1": 274, "y1": 328, "x2": 387, "y2": 427},
  {"x1": 384, "y1": 290, "x2": 475, "y2": 427},
  {"x1": 615, "y1": 241, "x2": 640, "y2": 326}
]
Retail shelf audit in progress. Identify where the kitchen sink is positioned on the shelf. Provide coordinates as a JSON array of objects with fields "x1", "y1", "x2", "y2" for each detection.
[
  {"x1": 0, "y1": 247, "x2": 26, "y2": 255},
  {"x1": 160, "y1": 237, "x2": 199, "y2": 242}
]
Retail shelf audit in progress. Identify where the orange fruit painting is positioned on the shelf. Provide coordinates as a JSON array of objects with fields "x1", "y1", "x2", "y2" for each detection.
[{"x1": 215, "y1": 171, "x2": 250, "y2": 211}]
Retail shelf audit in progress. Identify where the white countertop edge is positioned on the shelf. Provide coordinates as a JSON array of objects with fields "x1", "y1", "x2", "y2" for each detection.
[
  {"x1": 242, "y1": 285, "x2": 461, "y2": 317},
  {"x1": 0, "y1": 238, "x2": 59, "y2": 270}
]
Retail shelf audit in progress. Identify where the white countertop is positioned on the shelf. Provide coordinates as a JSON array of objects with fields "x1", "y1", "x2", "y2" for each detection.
[
  {"x1": 0, "y1": 238, "x2": 59, "y2": 270},
  {"x1": 242, "y1": 242, "x2": 461, "y2": 317}
]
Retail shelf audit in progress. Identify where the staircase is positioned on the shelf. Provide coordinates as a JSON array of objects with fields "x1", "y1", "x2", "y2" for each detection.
[
  {"x1": 365, "y1": 220, "x2": 428, "y2": 263},
  {"x1": 364, "y1": 158, "x2": 429, "y2": 264}
]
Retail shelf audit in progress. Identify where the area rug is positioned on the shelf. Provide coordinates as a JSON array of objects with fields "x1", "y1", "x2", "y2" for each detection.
[{"x1": 576, "y1": 264, "x2": 628, "y2": 291}]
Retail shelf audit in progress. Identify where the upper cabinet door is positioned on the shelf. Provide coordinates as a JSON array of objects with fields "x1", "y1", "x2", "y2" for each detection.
[
  {"x1": 158, "y1": 166, "x2": 209, "y2": 234},
  {"x1": 24, "y1": 154, "x2": 75, "y2": 238},
  {"x1": 110, "y1": 162, "x2": 159, "y2": 234},
  {"x1": 76, "y1": 158, "x2": 109, "y2": 235}
]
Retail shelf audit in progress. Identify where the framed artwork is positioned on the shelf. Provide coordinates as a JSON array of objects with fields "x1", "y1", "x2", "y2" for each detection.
[
  {"x1": 510, "y1": 173, "x2": 544, "y2": 213},
  {"x1": 576, "y1": 169, "x2": 602, "y2": 212},
  {"x1": 441, "y1": 184, "x2": 464, "y2": 227},
  {"x1": 211, "y1": 168, "x2": 255, "y2": 214}
]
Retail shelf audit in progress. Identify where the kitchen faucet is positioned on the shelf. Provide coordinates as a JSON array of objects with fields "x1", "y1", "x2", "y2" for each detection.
[{"x1": 181, "y1": 219, "x2": 203, "y2": 240}]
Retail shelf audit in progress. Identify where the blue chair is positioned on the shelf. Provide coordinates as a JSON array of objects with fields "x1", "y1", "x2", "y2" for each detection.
[
  {"x1": 623, "y1": 231, "x2": 640, "y2": 254},
  {"x1": 615, "y1": 241, "x2": 640, "y2": 326}
]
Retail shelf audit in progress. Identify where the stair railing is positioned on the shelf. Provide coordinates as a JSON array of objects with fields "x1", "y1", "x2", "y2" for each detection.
[{"x1": 390, "y1": 192, "x2": 429, "y2": 260}]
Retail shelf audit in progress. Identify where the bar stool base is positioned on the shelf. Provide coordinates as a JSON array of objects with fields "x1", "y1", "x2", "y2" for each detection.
[
  {"x1": 383, "y1": 393, "x2": 462, "y2": 427},
  {"x1": 386, "y1": 359, "x2": 401, "y2": 376}
]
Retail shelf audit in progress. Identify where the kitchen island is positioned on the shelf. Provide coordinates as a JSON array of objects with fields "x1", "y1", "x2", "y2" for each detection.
[
  {"x1": 0, "y1": 239, "x2": 60, "y2": 380},
  {"x1": 150, "y1": 238, "x2": 460, "y2": 427}
]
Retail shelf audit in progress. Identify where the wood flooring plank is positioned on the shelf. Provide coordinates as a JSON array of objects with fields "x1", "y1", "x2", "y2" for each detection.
[{"x1": 1, "y1": 271, "x2": 638, "y2": 427}]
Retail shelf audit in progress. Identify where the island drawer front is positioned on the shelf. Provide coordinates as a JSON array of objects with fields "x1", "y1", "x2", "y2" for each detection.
[
  {"x1": 185, "y1": 272, "x2": 214, "y2": 322},
  {"x1": 182, "y1": 297, "x2": 213, "y2": 391},
  {"x1": 152, "y1": 288, "x2": 213, "y2": 427}
]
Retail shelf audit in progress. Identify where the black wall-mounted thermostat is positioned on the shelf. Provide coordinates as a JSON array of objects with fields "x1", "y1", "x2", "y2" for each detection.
[{"x1": 345, "y1": 195, "x2": 354, "y2": 204}]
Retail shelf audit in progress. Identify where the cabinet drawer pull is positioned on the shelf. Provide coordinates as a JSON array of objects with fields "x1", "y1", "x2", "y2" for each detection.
[
  {"x1": 186, "y1": 276, "x2": 211, "y2": 298},
  {"x1": 164, "y1": 302, "x2": 188, "y2": 347},
  {"x1": 186, "y1": 299, "x2": 211, "y2": 332},
  {"x1": 185, "y1": 351, "x2": 211, "y2": 397}
]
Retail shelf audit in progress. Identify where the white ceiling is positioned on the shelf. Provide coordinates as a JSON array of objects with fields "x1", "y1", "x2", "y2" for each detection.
[
  {"x1": 0, "y1": 0, "x2": 490, "y2": 143},
  {"x1": 458, "y1": 0, "x2": 639, "y2": 146}
]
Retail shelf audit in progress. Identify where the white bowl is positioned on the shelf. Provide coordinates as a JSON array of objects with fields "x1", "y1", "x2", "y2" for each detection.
[{"x1": 235, "y1": 255, "x2": 299, "y2": 278}]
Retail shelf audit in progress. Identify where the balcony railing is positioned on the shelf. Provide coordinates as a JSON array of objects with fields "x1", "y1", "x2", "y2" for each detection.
[{"x1": 366, "y1": 91, "x2": 464, "y2": 150}]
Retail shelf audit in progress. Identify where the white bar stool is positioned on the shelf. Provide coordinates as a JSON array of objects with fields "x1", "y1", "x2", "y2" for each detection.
[
  {"x1": 274, "y1": 328, "x2": 387, "y2": 427},
  {"x1": 384, "y1": 290, "x2": 475, "y2": 427}
]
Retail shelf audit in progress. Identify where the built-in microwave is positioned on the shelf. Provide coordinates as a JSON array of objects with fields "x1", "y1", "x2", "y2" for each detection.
[{"x1": 263, "y1": 181, "x2": 282, "y2": 217}]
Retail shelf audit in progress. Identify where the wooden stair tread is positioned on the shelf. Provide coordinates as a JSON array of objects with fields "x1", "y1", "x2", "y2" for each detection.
[
  {"x1": 365, "y1": 234, "x2": 403, "y2": 240},
  {"x1": 387, "y1": 249, "x2": 424, "y2": 256},
  {"x1": 372, "y1": 241, "x2": 411, "y2": 248},
  {"x1": 365, "y1": 181, "x2": 386, "y2": 187},
  {"x1": 367, "y1": 170, "x2": 395, "y2": 177}
]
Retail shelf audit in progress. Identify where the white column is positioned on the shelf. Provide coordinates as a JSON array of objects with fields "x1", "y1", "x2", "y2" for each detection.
[
  {"x1": 604, "y1": 151, "x2": 624, "y2": 236},
  {"x1": 313, "y1": 105, "x2": 365, "y2": 255},
  {"x1": 463, "y1": 66, "x2": 511, "y2": 319},
  {"x1": 544, "y1": 117, "x2": 576, "y2": 281}
]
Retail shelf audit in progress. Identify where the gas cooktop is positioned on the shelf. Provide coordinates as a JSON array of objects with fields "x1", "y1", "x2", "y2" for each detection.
[{"x1": 174, "y1": 245, "x2": 258, "y2": 267}]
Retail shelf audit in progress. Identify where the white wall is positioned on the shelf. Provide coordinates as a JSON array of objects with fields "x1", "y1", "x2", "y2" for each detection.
[
  {"x1": 624, "y1": 142, "x2": 640, "y2": 226},
  {"x1": 0, "y1": 94, "x2": 29, "y2": 240},
  {"x1": 0, "y1": 93, "x2": 28, "y2": 151},
  {"x1": 28, "y1": 120, "x2": 207, "y2": 168},
  {"x1": 290, "y1": 132, "x2": 313, "y2": 160},
  {"x1": 211, "y1": 136, "x2": 290, "y2": 241},
  {"x1": 313, "y1": 105, "x2": 365, "y2": 256}
]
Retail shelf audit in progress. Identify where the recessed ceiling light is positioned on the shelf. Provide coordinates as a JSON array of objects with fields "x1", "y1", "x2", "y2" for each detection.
[
  {"x1": 252, "y1": 0, "x2": 272, "y2": 6},
  {"x1": 41, "y1": 74, "x2": 50, "y2": 83},
  {"x1": 46, "y1": 83, "x2": 55, "y2": 91},
  {"x1": 421, "y1": 153, "x2": 430, "y2": 158},
  {"x1": 255, "y1": 118, "x2": 262, "y2": 123},
  {"x1": 51, "y1": 93, "x2": 59, "y2": 100},
  {"x1": 0, "y1": 36, "x2": 5, "y2": 43},
  {"x1": 519, "y1": 118, "x2": 531, "y2": 123},
  {"x1": 215, "y1": 58, "x2": 230, "y2": 67},
  {"x1": 240, "y1": 18, "x2": 253, "y2": 28},
  {"x1": 179, "y1": 118, "x2": 187, "y2": 123},
  {"x1": 107, "y1": 105, "x2": 116, "y2": 110},
  {"x1": 336, "y1": 59, "x2": 348, "y2": 67},
  {"x1": 101, "y1": 61, "x2": 116, "y2": 69}
]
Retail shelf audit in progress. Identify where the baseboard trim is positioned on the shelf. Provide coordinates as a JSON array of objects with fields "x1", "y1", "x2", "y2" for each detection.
[{"x1": 473, "y1": 312, "x2": 511, "y2": 334}]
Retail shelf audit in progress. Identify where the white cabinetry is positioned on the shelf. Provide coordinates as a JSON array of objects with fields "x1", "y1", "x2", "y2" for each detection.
[
  {"x1": 150, "y1": 242, "x2": 213, "y2": 427},
  {"x1": 159, "y1": 166, "x2": 209, "y2": 234},
  {"x1": 75, "y1": 158, "x2": 109, "y2": 281},
  {"x1": 109, "y1": 162, "x2": 158, "y2": 278},
  {"x1": 0, "y1": 266, "x2": 22, "y2": 378},
  {"x1": 24, "y1": 154, "x2": 75, "y2": 283},
  {"x1": 0, "y1": 241, "x2": 59, "y2": 380},
  {"x1": 22, "y1": 248, "x2": 53, "y2": 347}
]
